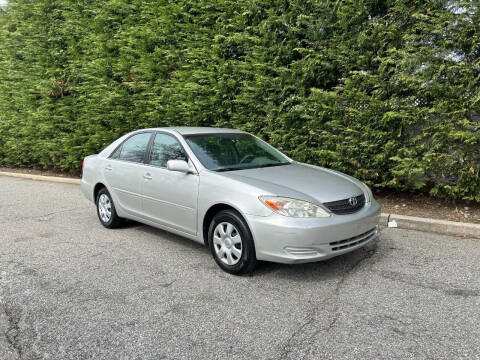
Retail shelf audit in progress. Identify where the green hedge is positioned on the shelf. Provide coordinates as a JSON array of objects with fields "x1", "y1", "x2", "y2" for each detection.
[{"x1": 0, "y1": 0, "x2": 479, "y2": 201}]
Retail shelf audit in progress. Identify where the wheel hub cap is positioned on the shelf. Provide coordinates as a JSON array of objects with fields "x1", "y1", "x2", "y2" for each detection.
[
  {"x1": 213, "y1": 222, "x2": 242, "y2": 266},
  {"x1": 98, "y1": 194, "x2": 112, "y2": 223}
]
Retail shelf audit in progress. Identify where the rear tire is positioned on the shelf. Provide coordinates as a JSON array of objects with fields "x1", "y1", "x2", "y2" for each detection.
[
  {"x1": 96, "y1": 188, "x2": 123, "y2": 228},
  {"x1": 208, "y1": 210, "x2": 257, "y2": 275}
]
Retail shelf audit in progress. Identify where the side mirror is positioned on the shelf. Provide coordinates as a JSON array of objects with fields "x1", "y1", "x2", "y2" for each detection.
[{"x1": 167, "y1": 160, "x2": 195, "y2": 174}]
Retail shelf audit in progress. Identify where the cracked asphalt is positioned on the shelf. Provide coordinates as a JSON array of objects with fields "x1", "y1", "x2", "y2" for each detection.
[{"x1": 1, "y1": 176, "x2": 480, "y2": 359}]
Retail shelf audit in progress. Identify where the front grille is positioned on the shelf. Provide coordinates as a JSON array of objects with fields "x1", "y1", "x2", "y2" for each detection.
[
  {"x1": 329, "y1": 228, "x2": 377, "y2": 251},
  {"x1": 323, "y1": 194, "x2": 365, "y2": 215}
]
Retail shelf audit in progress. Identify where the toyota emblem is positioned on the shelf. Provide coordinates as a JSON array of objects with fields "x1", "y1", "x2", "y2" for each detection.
[{"x1": 348, "y1": 197, "x2": 358, "y2": 207}]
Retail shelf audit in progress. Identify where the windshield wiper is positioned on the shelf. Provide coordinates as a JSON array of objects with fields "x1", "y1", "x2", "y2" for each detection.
[
  {"x1": 215, "y1": 162, "x2": 290, "y2": 172},
  {"x1": 254, "y1": 162, "x2": 290, "y2": 169},
  {"x1": 215, "y1": 167, "x2": 243, "y2": 172}
]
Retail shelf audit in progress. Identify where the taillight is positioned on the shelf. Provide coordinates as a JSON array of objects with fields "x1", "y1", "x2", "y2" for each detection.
[{"x1": 82, "y1": 159, "x2": 85, "y2": 172}]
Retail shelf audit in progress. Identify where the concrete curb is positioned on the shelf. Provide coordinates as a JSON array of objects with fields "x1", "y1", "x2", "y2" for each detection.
[
  {"x1": 0, "y1": 171, "x2": 81, "y2": 185},
  {"x1": 381, "y1": 213, "x2": 480, "y2": 239},
  {"x1": 1, "y1": 170, "x2": 479, "y2": 239}
]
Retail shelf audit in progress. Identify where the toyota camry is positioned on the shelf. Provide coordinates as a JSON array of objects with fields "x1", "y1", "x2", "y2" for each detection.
[{"x1": 81, "y1": 127, "x2": 381, "y2": 274}]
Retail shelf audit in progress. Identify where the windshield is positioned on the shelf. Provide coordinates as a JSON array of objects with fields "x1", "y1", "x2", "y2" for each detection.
[{"x1": 184, "y1": 133, "x2": 290, "y2": 172}]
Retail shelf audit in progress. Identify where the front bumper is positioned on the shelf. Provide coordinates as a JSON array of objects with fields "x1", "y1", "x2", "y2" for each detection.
[{"x1": 246, "y1": 199, "x2": 381, "y2": 264}]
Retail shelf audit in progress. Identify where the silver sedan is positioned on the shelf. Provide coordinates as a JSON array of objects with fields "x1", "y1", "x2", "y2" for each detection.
[{"x1": 81, "y1": 127, "x2": 381, "y2": 274}]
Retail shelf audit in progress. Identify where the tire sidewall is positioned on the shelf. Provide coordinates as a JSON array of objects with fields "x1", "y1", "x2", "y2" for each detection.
[
  {"x1": 96, "y1": 188, "x2": 116, "y2": 228},
  {"x1": 208, "y1": 210, "x2": 256, "y2": 274}
]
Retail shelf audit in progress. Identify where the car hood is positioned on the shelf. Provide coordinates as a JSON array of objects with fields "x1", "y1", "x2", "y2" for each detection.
[{"x1": 218, "y1": 162, "x2": 364, "y2": 204}]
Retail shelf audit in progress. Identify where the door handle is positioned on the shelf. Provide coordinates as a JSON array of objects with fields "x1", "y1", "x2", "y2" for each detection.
[
  {"x1": 105, "y1": 165, "x2": 113, "y2": 171},
  {"x1": 143, "y1": 173, "x2": 152, "y2": 181}
]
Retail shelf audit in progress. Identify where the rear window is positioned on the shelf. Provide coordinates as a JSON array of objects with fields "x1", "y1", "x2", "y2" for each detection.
[{"x1": 113, "y1": 132, "x2": 152, "y2": 163}]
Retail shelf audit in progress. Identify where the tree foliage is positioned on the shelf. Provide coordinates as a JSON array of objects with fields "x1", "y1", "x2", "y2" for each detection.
[{"x1": 0, "y1": 0, "x2": 479, "y2": 200}]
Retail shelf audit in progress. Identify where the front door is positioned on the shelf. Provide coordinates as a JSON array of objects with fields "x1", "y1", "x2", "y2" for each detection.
[{"x1": 141, "y1": 132, "x2": 199, "y2": 235}]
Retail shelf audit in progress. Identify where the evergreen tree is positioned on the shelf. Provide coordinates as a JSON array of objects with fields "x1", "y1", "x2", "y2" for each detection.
[{"x1": 0, "y1": 0, "x2": 479, "y2": 200}]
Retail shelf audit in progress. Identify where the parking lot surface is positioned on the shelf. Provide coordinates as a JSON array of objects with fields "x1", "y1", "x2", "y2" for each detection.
[{"x1": 1, "y1": 176, "x2": 479, "y2": 360}]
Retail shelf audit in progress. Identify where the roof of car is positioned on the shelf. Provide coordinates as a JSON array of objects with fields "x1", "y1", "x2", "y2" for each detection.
[
  {"x1": 169, "y1": 127, "x2": 246, "y2": 136},
  {"x1": 134, "y1": 127, "x2": 247, "y2": 136}
]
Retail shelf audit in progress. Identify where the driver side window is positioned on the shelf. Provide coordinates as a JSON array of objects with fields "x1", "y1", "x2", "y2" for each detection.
[{"x1": 149, "y1": 133, "x2": 187, "y2": 168}]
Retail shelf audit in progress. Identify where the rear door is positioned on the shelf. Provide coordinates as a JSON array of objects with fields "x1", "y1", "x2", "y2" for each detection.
[
  {"x1": 103, "y1": 132, "x2": 153, "y2": 217},
  {"x1": 141, "y1": 132, "x2": 199, "y2": 235}
]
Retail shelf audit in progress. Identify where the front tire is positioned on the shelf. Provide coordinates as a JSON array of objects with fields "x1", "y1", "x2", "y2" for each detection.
[
  {"x1": 96, "y1": 188, "x2": 123, "y2": 228},
  {"x1": 208, "y1": 210, "x2": 257, "y2": 275}
]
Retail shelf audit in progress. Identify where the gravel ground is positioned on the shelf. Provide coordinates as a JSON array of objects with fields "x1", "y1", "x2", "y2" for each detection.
[
  {"x1": 0, "y1": 176, "x2": 479, "y2": 360},
  {"x1": 376, "y1": 192, "x2": 480, "y2": 224}
]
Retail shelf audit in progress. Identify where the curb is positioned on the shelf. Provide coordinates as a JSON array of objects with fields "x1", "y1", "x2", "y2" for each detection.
[
  {"x1": 1, "y1": 170, "x2": 479, "y2": 239},
  {"x1": 380, "y1": 213, "x2": 480, "y2": 240},
  {"x1": 0, "y1": 171, "x2": 81, "y2": 185}
]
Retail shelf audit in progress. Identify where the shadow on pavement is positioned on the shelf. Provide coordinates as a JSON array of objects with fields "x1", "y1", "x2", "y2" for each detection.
[{"x1": 116, "y1": 220, "x2": 380, "y2": 282}]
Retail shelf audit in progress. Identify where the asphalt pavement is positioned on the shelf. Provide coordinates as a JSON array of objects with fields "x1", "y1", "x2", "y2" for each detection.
[{"x1": 1, "y1": 176, "x2": 479, "y2": 360}]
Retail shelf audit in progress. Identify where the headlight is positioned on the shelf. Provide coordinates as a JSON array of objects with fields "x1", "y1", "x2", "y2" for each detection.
[{"x1": 259, "y1": 196, "x2": 331, "y2": 218}]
